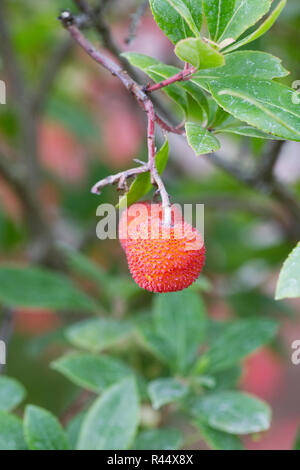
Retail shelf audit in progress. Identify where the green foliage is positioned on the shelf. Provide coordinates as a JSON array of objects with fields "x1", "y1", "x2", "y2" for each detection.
[
  {"x1": 224, "y1": 0, "x2": 287, "y2": 53},
  {"x1": 140, "y1": 291, "x2": 207, "y2": 373},
  {"x1": 148, "y1": 377, "x2": 188, "y2": 409},
  {"x1": 217, "y1": 0, "x2": 272, "y2": 42},
  {"x1": 186, "y1": 122, "x2": 220, "y2": 155},
  {"x1": 175, "y1": 38, "x2": 225, "y2": 69},
  {"x1": 203, "y1": 0, "x2": 236, "y2": 41},
  {"x1": 196, "y1": 423, "x2": 244, "y2": 450},
  {"x1": 133, "y1": 428, "x2": 183, "y2": 450},
  {"x1": 0, "y1": 265, "x2": 97, "y2": 312},
  {"x1": 195, "y1": 318, "x2": 279, "y2": 374},
  {"x1": 276, "y1": 242, "x2": 300, "y2": 299},
  {"x1": 0, "y1": 288, "x2": 281, "y2": 450},
  {"x1": 0, "y1": 376, "x2": 26, "y2": 412},
  {"x1": 65, "y1": 318, "x2": 133, "y2": 352},
  {"x1": 192, "y1": 51, "x2": 289, "y2": 81},
  {"x1": 189, "y1": 391, "x2": 271, "y2": 434},
  {"x1": 207, "y1": 78, "x2": 300, "y2": 142},
  {"x1": 66, "y1": 412, "x2": 86, "y2": 450},
  {"x1": 0, "y1": 412, "x2": 27, "y2": 450},
  {"x1": 149, "y1": 0, "x2": 202, "y2": 43},
  {"x1": 24, "y1": 405, "x2": 69, "y2": 450},
  {"x1": 51, "y1": 353, "x2": 134, "y2": 393},
  {"x1": 64, "y1": 248, "x2": 141, "y2": 301},
  {"x1": 118, "y1": 140, "x2": 169, "y2": 209},
  {"x1": 124, "y1": 45, "x2": 299, "y2": 144},
  {"x1": 77, "y1": 378, "x2": 139, "y2": 450}
]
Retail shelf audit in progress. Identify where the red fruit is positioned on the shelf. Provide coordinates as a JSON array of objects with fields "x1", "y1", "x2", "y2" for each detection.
[
  {"x1": 119, "y1": 202, "x2": 205, "y2": 293},
  {"x1": 119, "y1": 202, "x2": 182, "y2": 251}
]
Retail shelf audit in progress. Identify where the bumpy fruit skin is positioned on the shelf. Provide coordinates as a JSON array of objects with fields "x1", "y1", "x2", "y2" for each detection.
[
  {"x1": 119, "y1": 202, "x2": 205, "y2": 293},
  {"x1": 119, "y1": 202, "x2": 182, "y2": 251}
]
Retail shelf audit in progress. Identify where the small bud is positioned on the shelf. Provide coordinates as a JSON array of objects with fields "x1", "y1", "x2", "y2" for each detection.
[{"x1": 58, "y1": 10, "x2": 75, "y2": 27}]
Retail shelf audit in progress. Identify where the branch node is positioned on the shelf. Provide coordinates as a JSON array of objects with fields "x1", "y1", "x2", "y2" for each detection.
[{"x1": 58, "y1": 10, "x2": 76, "y2": 27}]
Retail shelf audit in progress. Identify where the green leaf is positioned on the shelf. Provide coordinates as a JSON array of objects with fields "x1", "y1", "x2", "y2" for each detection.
[
  {"x1": 186, "y1": 122, "x2": 220, "y2": 155},
  {"x1": 138, "y1": 324, "x2": 177, "y2": 366},
  {"x1": 228, "y1": 289, "x2": 293, "y2": 318},
  {"x1": 121, "y1": 52, "x2": 160, "y2": 71},
  {"x1": 213, "y1": 365, "x2": 243, "y2": 391},
  {"x1": 66, "y1": 411, "x2": 86, "y2": 450},
  {"x1": 153, "y1": 291, "x2": 207, "y2": 373},
  {"x1": 0, "y1": 265, "x2": 97, "y2": 312},
  {"x1": 197, "y1": 422, "x2": 244, "y2": 450},
  {"x1": 52, "y1": 353, "x2": 133, "y2": 393},
  {"x1": 24, "y1": 405, "x2": 69, "y2": 450},
  {"x1": 117, "y1": 140, "x2": 169, "y2": 209},
  {"x1": 180, "y1": 81, "x2": 209, "y2": 123},
  {"x1": 192, "y1": 51, "x2": 289, "y2": 83},
  {"x1": 78, "y1": 378, "x2": 139, "y2": 450},
  {"x1": 198, "y1": 318, "x2": 278, "y2": 374},
  {"x1": 0, "y1": 412, "x2": 27, "y2": 450},
  {"x1": 0, "y1": 376, "x2": 26, "y2": 412},
  {"x1": 149, "y1": 0, "x2": 202, "y2": 44},
  {"x1": 217, "y1": 124, "x2": 283, "y2": 140},
  {"x1": 218, "y1": 0, "x2": 272, "y2": 42},
  {"x1": 276, "y1": 242, "x2": 300, "y2": 300},
  {"x1": 63, "y1": 247, "x2": 111, "y2": 288},
  {"x1": 65, "y1": 317, "x2": 133, "y2": 352},
  {"x1": 175, "y1": 38, "x2": 225, "y2": 69},
  {"x1": 224, "y1": 0, "x2": 287, "y2": 53},
  {"x1": 208, "y1": 77, "x2": 300, "y2": 142},
  {"x1": 190, "y1": 391, "x2": 271, "y2": 434},
  {"x1": 133, "y1": 428, "x2": 183, "y2": 450},
  {"x1": 203, "y1": 0, "x2": 236, "y2": 41},
  {"x1": 148, "y1": 378, "x2": 188, "y2": 409},
  {"x1": 63, "y1": 248, "x2": 141, "y2": 300},
  {"x1": 210, "y1": 106, "x2": 231, "y2": 129}
]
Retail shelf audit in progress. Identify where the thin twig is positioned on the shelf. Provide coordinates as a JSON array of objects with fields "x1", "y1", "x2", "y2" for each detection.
[
  {"x1": 145, "y1": 99, "x2": 172, "y2": 225},
  {"x1": 125, "y1": 0, "x2": 148, "y2": 45},
  {"x1": 145, "y1": 67, "x2": 196, "y2": 93},
  {"x1": 91, "y1": 165, "x2": 149, "y2": 195},
  {"x1": 155, "y1": 115, "x2": 185, "y2": 135}
]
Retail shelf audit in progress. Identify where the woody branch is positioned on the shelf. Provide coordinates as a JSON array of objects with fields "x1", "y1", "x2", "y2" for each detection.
[{"x1": 59, "y1": 11, "x2": 187, "y2": 223}]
